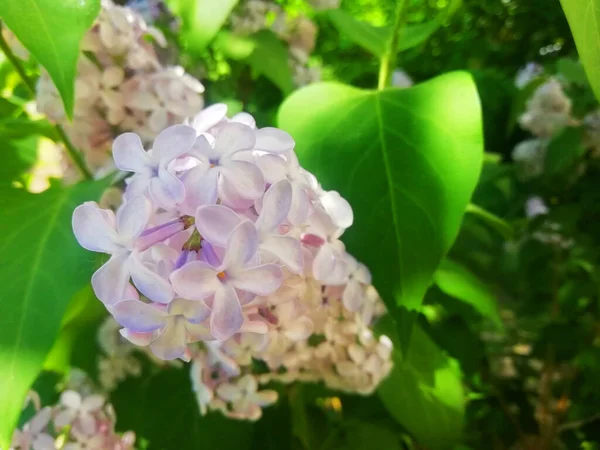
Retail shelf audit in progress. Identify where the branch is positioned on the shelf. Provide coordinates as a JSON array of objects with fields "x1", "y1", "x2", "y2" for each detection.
[{"x1": 377, "y1": 0, "x2": 407, "y2": 90}]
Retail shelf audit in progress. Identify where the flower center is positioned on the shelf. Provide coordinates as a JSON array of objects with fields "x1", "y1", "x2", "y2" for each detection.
[{"x1": 217, "y1": 271, "x2": 227, "y2": 281}]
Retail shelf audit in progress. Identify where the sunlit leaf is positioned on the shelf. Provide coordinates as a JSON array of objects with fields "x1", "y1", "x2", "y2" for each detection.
[
  {"x1": 278, "y1": 72, "x2": 483, "y2": 352},
  {"x1": 559, "y1": 0, "x2": 600, "y2": 102},
  {"x1": 377, "y1": 317, "x2": 465, "y2": 450},
  {"x1": 167, "y1": 0, "x2": 238, "y2": 54},
  {"x1": 0, "y1": 179, "x2": 109, "y2": 448},
  {"x1": 0, "y1": 0, "x2": 100, "y2": 118},
  {"x1": 434, "y1": 258, "x2": 503, "y2": 328},
  {"x1": 327, "y1": 9, "x2": 389, "y2": 57}
]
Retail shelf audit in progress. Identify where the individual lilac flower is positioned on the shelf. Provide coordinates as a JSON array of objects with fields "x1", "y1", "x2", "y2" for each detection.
[
  {"x1": 111, "y1": 297, "x2": 212, "y2": 360},
  {"x1": 113, "y1": 124, "x2": 196, "y2": 207},
  {"x1": 195, "y1": 179, "x2": 303, "y2": 273},
  {"x1": 256, "y1": 151, "x2": 312, "y2": 224},
  {"x1": 342, "y1": 254, "x2": 372, "y2": 312},
  {"x1": 171, "y1": 221, "x2": 284, "y2": 340},
  {"x1": 54, "y1": 391, "x2": 104, "y2": 435},
  {"x1": 11, "y1": 407, "x2": 54, "y2": 450},
  {"x1": 72, "y1": 197, "x2": 173, "y2": 304},
  {"x1": 216, "y1": 375, "x2": 278, "y2": 421}
]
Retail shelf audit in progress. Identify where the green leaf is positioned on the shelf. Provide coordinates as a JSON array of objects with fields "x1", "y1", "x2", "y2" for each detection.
[
  {"x1": 327, "y1": 9, "x2": 389, "y2": 57},
  {"x1": 377, "y1": 317, "x2": 465, "y2": 450},
  {"x1": 278, "y1": 72, "x2": 483, "y2": 351},
  {"x1": 331, "y1": 422, "x2": 403, "y2": 450},
  {"x1": 111, "y1": 366, "x2": 256, "y2": 450},
  {"x1": 433, "y1": 259, "x2": 502, "y2": 328},
  {"x1": 544, "y1": 126, "x2": 586, "y2": 174},
  {"x1": 0, "y1": 0, "x2": 100, "y2": 118},
  {"x1": 0, "y1": 136, "x2": 38, "y2": 185},
  {"x1": 557, "y1": 58, "x2": 589, "y2": 86},
  {"x1": 0, "y1": 118, "x2": 58, "y2": 141},
  {"x1": 167, "y1": 0, "x2": 238, "y2": 54},
  {"x1": 559, "y1": 0, "x2": 600, "y2": 102},
  {"x1": 0, "y1": 179, "x2": 109, "y2": 448}
]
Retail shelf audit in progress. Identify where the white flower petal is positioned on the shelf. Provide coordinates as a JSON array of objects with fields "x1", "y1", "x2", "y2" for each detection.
[
  {"x1": 29, "y1": 407, "x2": 52, "y2": 433},
  {"x1": 289, "y1": 183, "x2": 311, "y2": 225},
  {"x1": 223, "y1": 221, "x2": 259, "y2": 270},
  {"x1": 116, "y1": 196, "x2": 151, "y2": 241},
  {"x1": 170, "y1": 261, "x2": 221, "y2": 300},
  {"x1": 112, "y1": 132, "x2": 151, "y2": 173},
  {"x1": 91, "y1": 253, "x2": 131, "y2": 305},
  {"x1": 210, "y1": 286, "x2": 243, "y2": 340},
  {"x1": 320, "y1": 190, "x2": 353, "y2": 229},
  {"x1": 152, "y1": 124, "x2": 197, "y2": 162},
  {"x1": 256, "y1": 179, "x2": 292, "y2": 233},
  {"x1": 72, "y1": 202, "x2": 121, "y2": 253},
  {"x1": 254, "y1": 127, "x2": 295, "y2": 153},
  {"x1": 188, "y1": 103, "x2": 228, "y2": 133},
  {"x1": 214, "y1": 122, "x2": 256, "y2": 157},
  {"x1": 119, "y1": 328, "x2": 154, "y2": 346},
  {"x1": 231, "y1": 112, "x2": 256, "y2": 128},
  {"x1": 129, "y1": 91, "x2": 160, "y2": 111},
  {"x1": 195, "y1": 205, "x2": 242, "y2": 248},
  {"x1": 261, "y1": 235, "x2": 303, "y2": 274},
  {"x1": 129, "y1": 252, "x2": 173, "y2": 303},
  {"x1": 81, "y1": 395, "x2": 104, "y2": 413},
  {"x1": 149, "y1": 319, "x2": 188, "y2": 360},
  {"x1": 168, "y1": 298, "x2": 211, "y2": 323},
  {"x1": 111, "y1": 299, "x2": 168, "y2": 332},
  {"x1": 148, "y1": 109, "x2": 169, "y2": 133},
  {"x1": 149, "y1": 165, "x2": 186, "y2": 207},
  {"x1": 219, "y1": 160, "x2": 265, "y2": 199},
  {"x1": 180, "y1": 165, "x2": 218, "y2": 214},
  {"x1": 230, "y1": 264, "x2": 283, "y2": 296},
  {"x1": 342, "y1": 280, "x2": 363, "y2": 312},
  {"x1": 284, "y1": 316, "x2": 313, "y2": 341},
  {"x1": 54, "y1": 408, "x2": 77, "y2": 428}
]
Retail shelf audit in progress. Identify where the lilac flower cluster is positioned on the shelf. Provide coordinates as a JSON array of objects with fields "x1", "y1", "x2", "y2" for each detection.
[
  {"x1": 10, "y1": 390, "x2": 135, "y2": 450},
  {"x1": 35, "y1": 0, "x2": 203, "y2": 176},
  {"x1": 73, "y1": 104, "x2": 393, "y2": 420}
]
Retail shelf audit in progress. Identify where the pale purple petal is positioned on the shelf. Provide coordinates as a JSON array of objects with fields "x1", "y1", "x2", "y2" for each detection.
[
  {"x1": 195, "y1": 205, "x2": 242, "y2": 248},
  {"x1": 116, "y1": 196, "x2": 152, "y2": 241},
  {"x1": 231, "y1": 112, "x2": 256, "y2": 128},
  {"x1": 80, "y1": 395, "x2": 104, "y2": 413},
  {"x1": 185, "y1": 322, "x2": 214, "y2": 341},
  {"x1": 170, "y1": 261, "x2": 221, "y2": 300},
  {"x1": 113, "y1": 132, "x2": 151, "y2": 173},
  {"x1": 189, "y1": 134, "x2": 220, "y2": 161},
  {"x1": 256, "y1": 154, "x2": 288, "y2": 184},
  {"x1": 223, "y1": 221, "x2": 259, "y2": 270},
  {"x1": 152, "y1": 124, "x2": 197, "y2": 162},
  {"x1": 149, "y1": 319, "x2": 187, "y2": 360},
  {"x1": 149, "y1": 165, "x2": 185, "y2": 206},
  {"x1": 168, "y1": 298, "x2": 211, "y2": 323},
  {"x1": 72, "y1": 202, "x2": 121, "y2": 253},
  {"x1": 119, "y1": 328, "x2": 154, "y2": 346},
  {"x1": 210, "y1": 286, "x2": 243, "y2": 340},
  {"x1": 261, "y1": 235, "x2": 303, "y2": 274},
  {"x1": 92, "y1": 253, "x2": 130, "y2": 305},
  {"x1": 188, "y1": 103, "x2": 227, "y2": 133},
  {"x1": 289, "y1": 183, "x2": 311, "y2": 225},
  {"x1": 256, "y1": 179, "x2": 292, "y2": 233},
  {"x1": 320, "y1": 191, "x2": 353, "y2": 229},
  {"x1": 254, "y1": 127, "x2": 295, "y2": 153},
  {"x1": 230, "y1": 264, "x2": 283, "y2": 295},
  {"x1": 342, "y1": 280, "x2": 363, "y2": 312},
  {"x1": 54, "y1": 408, "x2": 77, "y2": 429},
  {"x1": 129, "y1": 252, "x2": 173, "y2": 303},
  {"x1": 60, "y1": 390, "x2": 82, "y2": 408},
  {"x1": 214, "y1": 122, "x2": 255, "y2": 157},
  {"x1": 218, "y1": 175, "x2": 255, "y2": 210},
  {"x1": 78, "y1": 412, "x2": 97, "y2": 435},
  {"x1": 29, "y1": 407, "x2": 52, "y2": 433},
  {"x1": 124, "y1": 172, "x2": 152, "y2": 199},
  {"x1": 32, "y1": 434, "x2": 55, "y2": 450},
  {"x1": 111, "y1": 299, "x2": 168, "y2": 332},
  {"x1": 219, "y1": 160, "x2": 265, "y2": 199},
  {"x1": 312, "y1": 244, "x2": 336, "y2": 282},
  {"x1": 180, "y1": 164, "x2": 218, "y2": 214}
]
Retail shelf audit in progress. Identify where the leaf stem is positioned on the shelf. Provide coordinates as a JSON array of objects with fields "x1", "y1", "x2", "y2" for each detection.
[
  {"x1": 0, "y1": 23, "x2": 94, "y2": 180},
  {"x1": 377, "y1": 0, "x2": 407, "y2": 90}
]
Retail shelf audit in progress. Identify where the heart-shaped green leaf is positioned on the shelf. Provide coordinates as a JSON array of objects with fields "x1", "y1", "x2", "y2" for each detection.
[
  {"x1": 278, "y1": 72, "x2": 483, "y2": 351},
  {"x1": 0, "y1": 179, "x2": 108, "y2": 448},
  {"x1": 0, "y1": 0, "x2": 100, "y2": 118}
]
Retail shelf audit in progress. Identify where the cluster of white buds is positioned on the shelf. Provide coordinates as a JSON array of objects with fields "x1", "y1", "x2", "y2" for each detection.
[
  {"x1": 511, "y1": 138, "x2": 547, "y2": 180},
  {"x1": 230, "y1": 0, "x2": 321, "y2": 86},
  {"x1": 518, "y1": 78, "x2": 573, "y2": 138},
  {"x1": 72, "y1": 103, "x2": 393, "y2": 420},
  {"x1": 10, "y1": 390, "x2": 135, "y2": 450},
  {"x1": 35, "y1": 0, "x2": 203, "y2": 176}
]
